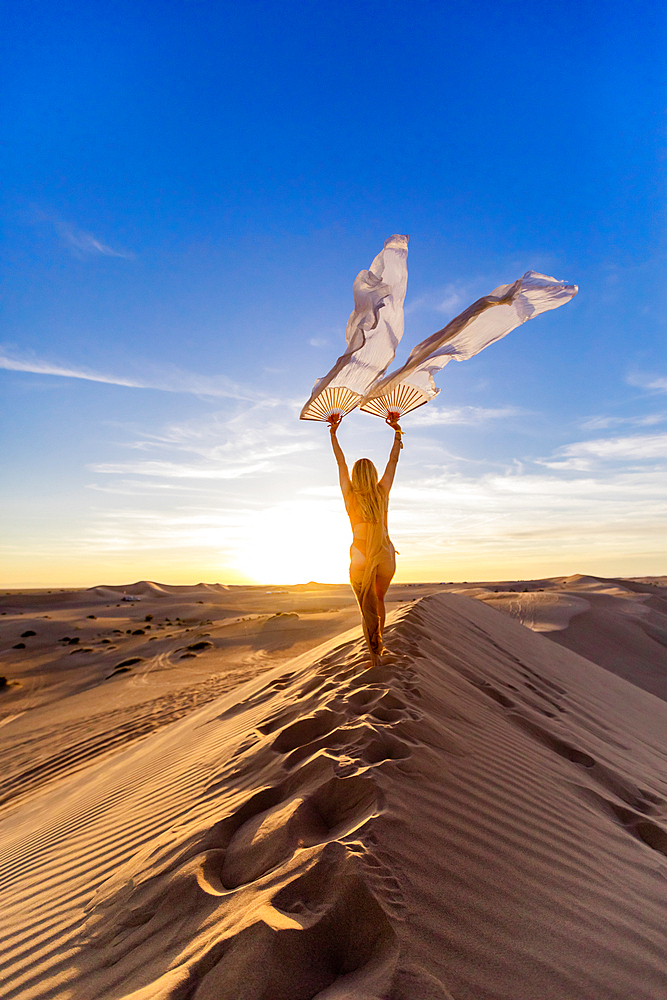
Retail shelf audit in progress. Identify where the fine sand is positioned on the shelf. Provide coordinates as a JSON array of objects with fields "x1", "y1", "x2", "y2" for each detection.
[{"x1": 1, "y1": 576, "x2": 666, "y2": 999}]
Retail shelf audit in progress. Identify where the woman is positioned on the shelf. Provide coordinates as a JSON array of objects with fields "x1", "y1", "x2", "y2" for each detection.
[{"x1": 328, "y1": 413, "x2": 403, "y2": 664}]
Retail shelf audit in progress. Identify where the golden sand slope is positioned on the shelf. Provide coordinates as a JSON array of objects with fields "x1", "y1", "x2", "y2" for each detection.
[
  {"x1": 0, "y1": 583, "x2": 365, "y2": 808},
  {"x1": 1, "y1": 592, "x2": 666, "y2": 999},
  {"x1": 473, "y1": 574, "x2": 667, "y2": 701}
]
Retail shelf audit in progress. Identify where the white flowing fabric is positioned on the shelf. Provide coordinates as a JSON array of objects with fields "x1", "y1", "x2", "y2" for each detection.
[
  {"x1": 300, "y1": 235, "x2": 409, "y2": 421},
  {"x1": 360, "y1": 271, "x2": 578, "y2": 414}
]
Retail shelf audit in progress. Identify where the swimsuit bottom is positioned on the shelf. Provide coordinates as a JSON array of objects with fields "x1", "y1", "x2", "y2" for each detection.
[{"x1": 349, "y1": 539, "x2": 396, "y2": 573}]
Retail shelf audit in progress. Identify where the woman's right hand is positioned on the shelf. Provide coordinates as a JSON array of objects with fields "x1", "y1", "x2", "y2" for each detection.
[
  {"x1": 386, "y1": 414, "x2": 402, "y2": 434},
  {"x1": 328, "y1": 413, "x2": 342, "y2": 431}
]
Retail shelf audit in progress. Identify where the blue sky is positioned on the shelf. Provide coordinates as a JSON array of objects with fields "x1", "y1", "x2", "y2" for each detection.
[{"x1": 1, "y1": 0, "x2": 665, "y2": 586}]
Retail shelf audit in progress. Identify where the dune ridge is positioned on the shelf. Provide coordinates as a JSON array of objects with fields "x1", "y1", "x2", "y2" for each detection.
[
  {"x1": 471, "y1": 574, "x2": 667, "y2": 701},
  {"x1": 1, "y1": 592, "x2": 666, "y2": 999}
]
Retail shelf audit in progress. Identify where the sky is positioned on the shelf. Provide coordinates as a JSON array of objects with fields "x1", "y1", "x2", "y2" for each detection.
[{"x1": 1, "y1": 0, "x2": 666, "y2": 587}]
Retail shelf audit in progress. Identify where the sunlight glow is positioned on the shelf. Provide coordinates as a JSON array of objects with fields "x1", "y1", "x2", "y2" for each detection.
[{"x1": 235, "y1": 502, "x2": 352, "y2": 585}]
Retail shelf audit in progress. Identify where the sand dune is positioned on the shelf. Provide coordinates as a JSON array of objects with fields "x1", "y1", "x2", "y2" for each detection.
[
  {"x1": 472, "y1": 574, "x2": 667, "y2": 701},
  {"x1": 1, "y1": 578, "x2": 667, "y2": 999},
  {"x1": 0, "y1": 583, "x2": 365, "y2": 810}
]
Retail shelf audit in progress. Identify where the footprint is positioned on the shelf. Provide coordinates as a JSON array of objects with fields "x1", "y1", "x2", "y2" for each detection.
[
  {"x1": 477, "y1": 682, "x2": 516, "y2": 709},
  {"x1": 596, "y1": 797, "x2": 667, "y2": 859},
  {"x1": 270, "y1": 840, "x2": 346, "y2": 926},
  {"x1": 521, "y1": 664, "x2": 566, "y2": 696},
  {"x1": 587, "y1": 763, "x2": 664, "y2": 814},
  {"x1": 229, "y1": 735, "x2": 259, "y2": 760},
  {"x1": 195, "y1": 850, "x2": 229, "y2": 896},
  {"x1": 356, "y1": 848, "x2": 408, "y2": 918},
  {"x1": 341, "y1": 689, "x2": 408, "y2": 719},
  {"x1": 258, "y1": 706, "x2": 303, "y2": 736},
  {"x1": 113, "y1": 656, "x2": 144, "y2": 669},
  {"x1": 634, "y1": 821, "x2": 667, "y2": 857},
  {"x1": 375, "y1": 692, "x2": 407, "y2": 711},
  {"x1": 317, "y1": 645, "x2": 358, "y2": 676},
  {"x1": 359, "y1": 729, "x2": 411, "y2": 765},
  {"x1": 219, "y1": 774, "x2": 381, "y2": 890},
  {"x1": 270, "y1": 710, "x2": 343, "y2": 754},
  {"x1": 522, "y1": 680, "x2": 563, "y2": 716},
  {"x1": 282, "y1": 728, "x2": 354, "y2": 771},
  {"x1": 192, "y1": 848, "x2": 398, "y2": 1000},
  {"x1": 284, "y1": 722, "x2": 413, "y2": 774},
  {"x1": 343, "y1": 688, "x2": 385, "y2": 713},
  {"x1": 346, "y1": 665, "x2": 396, "y2": 689},
  {"x1": 295, "y1": 676, "x2": 326, "y2": 699},
  {"x1": 510, "y1": 714, "x2": 596, "y2": 768},
  {"x1": 221, "y1": 797, "x2": 319, "y2": 888},
  {"x1": 370, "y1": 705, "x2": 408, "y2": 724}
]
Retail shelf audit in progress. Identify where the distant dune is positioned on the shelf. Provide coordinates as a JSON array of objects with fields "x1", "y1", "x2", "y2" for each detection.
[
  {"x1": 1, "y1": 576, "x2": 666, "y2": 999},
  {"x1": 469, "y1": 573, "x2": 667, "y2": 702},
  {"x1": 87, "y1": 581, "x2": 233, "y2": 600}
]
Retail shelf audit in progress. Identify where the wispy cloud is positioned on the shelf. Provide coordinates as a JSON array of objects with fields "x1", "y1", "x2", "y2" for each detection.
[
  {"x1": 34, "y1": 210, "x2": 135, "y2": 260},
  {"x1": 627, "y1": 372, "x2": 667, "y2": 393},
  {"x1": 404, "y1": 282, "x2": 469, "y2": 317},
  {"x1": 384, "y1": 464, "x2": 667, "y2": 562},
  {"x1": 0, "y1": 350, "x2": 148, "y2": 389},
  {"x1": 580, "y1": 413, "x2": 667, "y2": 430},
  {"x1": 66, "y1": 396, "x2": 667, "y2": 579},
  {"x1": 409, "y1": 405, "x2": 525, "y2": 427},
  {"x1": 89, "y1": 460, "x2": 273, "y2": 480},
  {"x1": 0, "y1": 346, "x2": 264, "y2": 401},
  {"x1": 76, "y1": 458, "x2": 667, "y2": 574},
  {"x1": 435, "y1": 285, "x2": 466, "y2": 313},
  {"x1": 80, "y1": 507, "x2": 251, "y2": 552},
  {"x1": 539, "y1": 432, "x2": 667, "y2": 470},
  {"x1": 85, "y1": 479, "x2": 227, "y2": 496},
  {"x1": 57, "y1": 223, "x2": 132, "y2": 259},
  {"x1": 88, "y1": 406, "x2": 317, "y2": 482}
]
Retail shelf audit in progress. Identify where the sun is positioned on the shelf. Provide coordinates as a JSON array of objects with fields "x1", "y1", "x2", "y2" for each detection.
[{"x1": 235, "y1": 501, "x2": 351, "y2": 585}]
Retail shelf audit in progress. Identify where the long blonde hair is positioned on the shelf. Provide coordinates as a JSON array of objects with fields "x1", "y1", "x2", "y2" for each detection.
[{"x1": 351, "y1": 458, "x2": 384, "y2": 523}]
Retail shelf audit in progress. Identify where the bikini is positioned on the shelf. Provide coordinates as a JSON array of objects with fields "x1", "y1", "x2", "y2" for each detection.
[
  {"x1": 350, "y1": 522, "x2": 370, "y2": 567},
  {"x1": 349, "y1": 511, "x2": 395, "y2": 573}
]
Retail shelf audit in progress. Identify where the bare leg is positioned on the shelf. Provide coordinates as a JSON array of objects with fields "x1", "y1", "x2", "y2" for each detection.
[
  {"x1": 350, "y1": 543, "x2": 395, "y2": 665},
  {"x1": 350, "y1": 572, "x2": 384, "y2": 666},
  {"x1": 350, "y1": 572, "x2": 382, "y2": 665},
  {"x1": 374, "y1": 546, "x2": 396, "y2": 656}
]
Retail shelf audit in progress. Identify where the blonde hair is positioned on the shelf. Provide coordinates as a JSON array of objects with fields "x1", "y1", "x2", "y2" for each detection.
[{"x1": 351, "y1": 458, "x2": 384, "y2": 523}]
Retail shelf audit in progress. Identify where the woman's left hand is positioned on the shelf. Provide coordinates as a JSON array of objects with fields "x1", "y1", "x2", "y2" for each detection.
[{"x1": 386, "y1": 414, "x2": 402, "y2": 433}]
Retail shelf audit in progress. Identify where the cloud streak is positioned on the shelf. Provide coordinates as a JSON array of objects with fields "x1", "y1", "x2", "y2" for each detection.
[
  {"x1": 62, "y1": 393, "x2": 667, "y2": 583},
  {"x1": 40, "y1": 213, "x2": 134, "y2": 259},
  {"x1": 88, "y1": 405, "x2": 318, "y2": 484},
  {"x1": 0, "y1": 351, "x2": 148, "y2": 389},
  {"x1": 409, "y1": 405, "x2": 525, "y2": 427},
  {"x1": 404, "y1": 282, "x2": 469, "y2": 317},
  {"x1": 627, "y1": 372, "x2": 667, "y2": 394},
  {"x1": 0, "y1": 347, "x2": 264, "y2": 401},
  {"x1": 89, "y1": 460, "x2": 275, "y2": 480},
  {"x1": 580, "y1": 413, "x2": 667, "y2": 430},
  {"x1": 541, "y1": 432, "x2": 667, "y2": 469}
]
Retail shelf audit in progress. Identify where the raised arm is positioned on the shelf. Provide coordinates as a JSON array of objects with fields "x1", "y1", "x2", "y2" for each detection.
[
  {"x1": 328, "y1": 415, "x2": 352, "y2": 499},
  {"x1": 379, "y1": 416, "x2": 403, "y2": 494}
]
